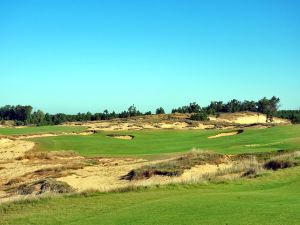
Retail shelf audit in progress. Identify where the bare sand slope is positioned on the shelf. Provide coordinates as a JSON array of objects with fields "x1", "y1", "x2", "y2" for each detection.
[
  {"x1": 57, "y1": 161, "x2": 234, "y2": 192},
  {"x1": 57, "y1": 158, "x2": 146, "y2": 192},
  {"x1": 0, "y1": 138, "x2": 35, "y2": 161},
  {"x1": 65, "y1": 120, "x2": 215, "y2": 131},
  {"x1": 209, "y1": 112, "x2": 289, "y2": 125}
]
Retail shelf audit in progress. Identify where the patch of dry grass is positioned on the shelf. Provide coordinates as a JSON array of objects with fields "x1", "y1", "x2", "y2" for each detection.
[
  {"x1": 121, "y1": 150, "x2": 226, "y2": 180},
  {"x1": 121, "y1": 149, "x2": 300, "y2": 187},
  {"x1": 16, "y1": 150, "x2": 80, "y2": 161}
]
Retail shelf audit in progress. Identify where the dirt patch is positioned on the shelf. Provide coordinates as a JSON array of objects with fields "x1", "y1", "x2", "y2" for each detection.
[
  {"x1": 208, "y1": 130, "x2": 243, "y2": 139},
  {"x1": 107, "y1": 134, "x2": 134, "y2": 140}
]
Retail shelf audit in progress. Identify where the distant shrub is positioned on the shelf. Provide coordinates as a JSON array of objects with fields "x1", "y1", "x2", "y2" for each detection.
[
  {"x1": 190, "y1": 112, "x2": 209, "y2": 121},
  {"x1": 144, "y1": 111, "x2": 152, "y2": 115},
  {"x1": 241, "y1": 168, "x2": 258, "y2": 178},
  {"x1": 156, "y1": 107, "x2": 165, "y2": 115},
  {"x1": 263, "y1": 159, "x2": 297, "y2": 170}
]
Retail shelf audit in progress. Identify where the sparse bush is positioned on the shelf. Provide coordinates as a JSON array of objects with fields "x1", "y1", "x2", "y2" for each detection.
[
  {"x1": 263, "y1": 159, "x2": 297, "y2": 170},
  {"x1": 241, "y1": 168, "x2": 258, "y2": 178},
  {"x1": 156, "y1": 107, "x2": 165, "y2": 115},
  {"x1": 190, "y1": 112, "x2": 209, "y2": 121},
  {"x1": 121, "y1": 151, "x2": 224, "y2": 180},
  {"x1": 16, "y1": 179, "x2": 73, "y2": 195}
]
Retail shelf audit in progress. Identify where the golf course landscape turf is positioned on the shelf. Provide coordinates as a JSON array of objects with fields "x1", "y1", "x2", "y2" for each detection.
[
  {"x1": 29, "y1": 125, "x2": 300, "y2": 156},
  {"x1": 1, "y1": 165, "x2": 300, "y2": 225},
  {"x1": 1, "y1": 124, "x2": 300, "y2": 225}
]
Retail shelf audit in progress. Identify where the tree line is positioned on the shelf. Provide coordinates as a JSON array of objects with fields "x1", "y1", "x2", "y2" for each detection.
[
  {"x1": 0, "y1": 96, "x2": 298, "y2": 125},
  {"x1": 275, "y1": 110, "x2": 300, "y2": 124},
  {"x1": 172, "y1": 96, "x2": 281, "y2": 122}
]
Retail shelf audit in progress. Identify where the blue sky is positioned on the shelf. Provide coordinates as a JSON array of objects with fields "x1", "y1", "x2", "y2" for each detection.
[{"x1": 1, "y1": 0, "x2": 299, "y2": 113}]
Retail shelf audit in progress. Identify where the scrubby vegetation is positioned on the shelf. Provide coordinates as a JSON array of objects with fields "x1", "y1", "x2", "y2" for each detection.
[
  {"x1": 2, "y1": 167, "x2": 300, "y2": 225},
  {"x1": 121, "y1": 150, "x2": 300, "y2": 181},
  {"x1": 276, "y1": 110, "x2": 300, "y2": 124},
  {"x1": 190, "y1": 111, "x2": 209, "y2": 121},
  {"x1": 2, "y1": 150, "x2": 300, "y2": 225},
  {"x1": 121, "y1": 151, "x2": 225, "y2": 180},
  {"x1": 15, "y1": 179, "x2": 73, "y2": 195}
]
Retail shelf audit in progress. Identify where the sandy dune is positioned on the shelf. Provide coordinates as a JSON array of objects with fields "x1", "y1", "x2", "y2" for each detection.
[
  {"x1": 209, "y1": 112, "x2": 289, "y2": 125},
  {"x1": 0, "y1": 138, "x2": 35, "y2": 161}
]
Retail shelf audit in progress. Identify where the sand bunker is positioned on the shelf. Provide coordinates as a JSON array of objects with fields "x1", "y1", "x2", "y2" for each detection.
[
  {"x1": 208, "y1": 130, "x2": 243, "y2": 139},
  {"x1": 107, "y1": 134, "x2": 134, "y2": 140}
]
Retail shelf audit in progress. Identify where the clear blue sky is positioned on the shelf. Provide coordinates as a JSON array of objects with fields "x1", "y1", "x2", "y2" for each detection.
[{"x1": 1, "y1": 0, "x2": 299, "y2": 113}]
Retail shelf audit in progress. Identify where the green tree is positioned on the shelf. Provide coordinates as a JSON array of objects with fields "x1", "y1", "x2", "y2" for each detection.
[
  {"x1": 156, "y1": 107, "x2": 165, "y2": 114},
  {"x1": 257, "y1": 96, "x2": 280, "y2": 122},
  {"x1": 30, "y1": 110, "x2": 45, "y2": 126},
  {"x1": 190, "y1": 111, "x2": 209, "y2": 121}
]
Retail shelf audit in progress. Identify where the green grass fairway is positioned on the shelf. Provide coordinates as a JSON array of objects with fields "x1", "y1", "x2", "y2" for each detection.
[
  {"x1": 0, "y1": 126, "x2": 87, "y2": 136},
  {"x1": 1, "y1": 166, "x2": 300, "y2": 225},
  {"x1": 31, "y1": 125, "x2": 300, "y2": 156}
]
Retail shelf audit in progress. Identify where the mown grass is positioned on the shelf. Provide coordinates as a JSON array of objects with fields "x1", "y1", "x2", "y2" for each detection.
[
  {"x1": 30, "y1": 125, "x2": 300, "y2": 156},
  {"x1": 0, "y1": 126, "x2": 87, "y2": 136},
  {"x1": 1, "y1": 166, "x2": 300, "y2": 225}
]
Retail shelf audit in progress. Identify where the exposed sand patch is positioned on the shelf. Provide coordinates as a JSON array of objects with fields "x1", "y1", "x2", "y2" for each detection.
[
  {"x1": 57, "y1": 158, "x2": 146, "y2": 192},
  {"x1": 195, "y1": 124, "x2": 215, "y2": 129},
  {"x1": 64, "y1": 120, "x2": 216, "y2": 131},
  {"x1": 107, "y1": 135, "x2": 134, "y2": 140},
  {"x1": 181, "y1": 163, "x2": 231, "y2": 180},
  {"x1": 57, "y1": 161, "x2": 233, "y2": 192},
  {"x1": 0, "y1": 138, "x2": 35, "y2": 161},
  {"x1": 208, "y1": 130, "x2": 243, "y2": 139},
  {"x1": 141, "y1": 163, "x2": 232, "y2": 186},
  {"x1": 210, "y1": 112, "x2": 290, "y2": 125}
]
